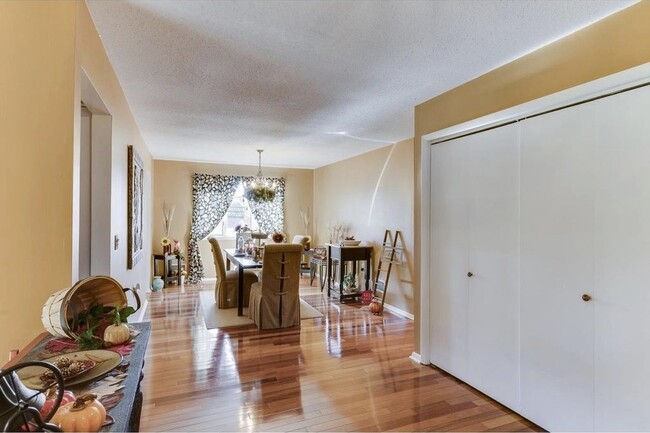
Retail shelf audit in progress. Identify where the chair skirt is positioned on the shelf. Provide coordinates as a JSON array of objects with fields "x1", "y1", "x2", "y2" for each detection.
[
  {"x1": 248, "y1": 282, "x2": 301, "y2": 329},
  {"x1": 216, "y1": 269, "x2": 258, "y2": 309}
]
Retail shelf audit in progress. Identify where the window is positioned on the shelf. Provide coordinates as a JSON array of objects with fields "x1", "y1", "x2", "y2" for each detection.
[{"x1": 209, "y1": 183, "x2": 259, "y2": 238}]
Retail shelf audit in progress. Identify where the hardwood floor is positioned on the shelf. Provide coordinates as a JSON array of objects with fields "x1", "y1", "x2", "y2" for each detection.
[{"x1": 140, "y1": 280, "x2": 541, "y2": 432}]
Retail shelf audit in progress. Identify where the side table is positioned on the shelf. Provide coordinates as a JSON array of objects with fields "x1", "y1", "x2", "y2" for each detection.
[
  {"x1": 327, "y1": 244, "x2": 373, "y2": 302},
  {"x1": 152, "y1": 254, "x2": 181, "y2": 287}
]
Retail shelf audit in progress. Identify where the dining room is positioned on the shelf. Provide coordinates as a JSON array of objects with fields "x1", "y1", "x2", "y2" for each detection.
[{"x1": 151, "y1": 142, "x2": 416, "y2": 322}]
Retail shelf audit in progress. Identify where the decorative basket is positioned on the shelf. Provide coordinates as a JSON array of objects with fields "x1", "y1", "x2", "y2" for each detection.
[{"x1": 41, "y1": 275, "x2": 140, "y2": 339}]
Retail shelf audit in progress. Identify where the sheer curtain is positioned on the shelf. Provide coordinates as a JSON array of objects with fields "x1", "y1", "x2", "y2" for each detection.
[
  {"x1": 187, "y1": 174, "x2": 240, "y2": 283},
  {"x1": 187, "y1": 174, "x2": 286, "y2": 284}
]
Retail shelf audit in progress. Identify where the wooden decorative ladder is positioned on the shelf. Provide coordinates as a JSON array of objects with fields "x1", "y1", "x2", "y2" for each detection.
[{"x1": 372, "y1": 229, "x2": 403, "y2": 315}]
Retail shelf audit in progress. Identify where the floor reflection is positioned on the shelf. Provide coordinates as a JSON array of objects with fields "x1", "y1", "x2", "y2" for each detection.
[{"x1": 140, "y1": 280, "x2": 541, "y2": 432}]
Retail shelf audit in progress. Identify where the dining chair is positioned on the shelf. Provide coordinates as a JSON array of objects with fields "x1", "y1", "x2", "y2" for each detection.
[
  {"x1": 248, "y1": 243, "x2": 302, "y2": 329},
  {"x1": 310, "y1": 246, "x2": 328, "y2": 291},
  {"x1": 291, "y1": 235, "x2": 309, "y2": 249},
  {"x1": 291, "y1": 235, "x2": 311, "y2": 277},
  {"x1": 208, "y1": 237, "x2": 258, "y2": 309}
]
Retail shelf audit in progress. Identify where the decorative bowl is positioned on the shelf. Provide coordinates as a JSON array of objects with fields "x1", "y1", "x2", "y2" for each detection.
[{"x1": 342, "y1": 240, "x2": 361, "y2": 246}]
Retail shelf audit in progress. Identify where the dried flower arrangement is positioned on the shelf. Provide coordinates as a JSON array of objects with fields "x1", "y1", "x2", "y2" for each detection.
[
  {"x1": 162, "y1": 201, "x2": 175, "y2": 237},
  {"x1": 299, "y1": 206, "x2": 310, "y2": 235}
]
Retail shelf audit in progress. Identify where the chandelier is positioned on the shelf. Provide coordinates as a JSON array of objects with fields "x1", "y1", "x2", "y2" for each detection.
[{"x1": 244, "y1": 149, "x2": 277, "y2": 202}]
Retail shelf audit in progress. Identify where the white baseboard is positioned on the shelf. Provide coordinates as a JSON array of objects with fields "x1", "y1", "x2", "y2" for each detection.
[
  {"x1": 409, "y1": 352, "x2": 422, "y2": 364},
  {"x1": 383, "y1": 302, "x2": 414, "y2": 320},
  {"x1": 131, "y1": 298, "x2": 148, "y2": 323}
]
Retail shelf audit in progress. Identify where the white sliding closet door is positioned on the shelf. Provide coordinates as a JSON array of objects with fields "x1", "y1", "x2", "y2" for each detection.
[
  {"x1": 466, "y1": 123, "x2": 520, "y2": 410},
  {"x1": 520, "y1": 103, "x2": 598, "y2": 431},
  {"x1": 593, "y1": 85, "x2": 650, "y2": 431},
  {"x1": 429, "y1": 138, "x2": 469, "y2": 378}
]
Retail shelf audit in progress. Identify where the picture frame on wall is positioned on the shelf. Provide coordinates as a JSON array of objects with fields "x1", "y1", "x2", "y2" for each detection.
[{"x1": 127, "y1": 145, "x2": 144, "y2": 269}]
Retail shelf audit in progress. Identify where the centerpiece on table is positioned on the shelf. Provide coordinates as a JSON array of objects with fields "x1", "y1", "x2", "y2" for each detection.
[
  {"x1": 271, "y1": 231, "x2": 286, "y2": 243},
  {"x1": 235, "y1": 224, "x2": 253, "y2": 253}
]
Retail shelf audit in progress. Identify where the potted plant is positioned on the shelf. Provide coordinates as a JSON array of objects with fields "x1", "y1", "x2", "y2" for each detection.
[{"x1": 343, "y1": 273, "x2": 357, "y2": 293}]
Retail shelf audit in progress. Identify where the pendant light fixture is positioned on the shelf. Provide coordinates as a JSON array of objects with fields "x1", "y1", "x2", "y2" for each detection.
[{"x1": 244, "y1": 149, "x2": 276, "y2": 202}]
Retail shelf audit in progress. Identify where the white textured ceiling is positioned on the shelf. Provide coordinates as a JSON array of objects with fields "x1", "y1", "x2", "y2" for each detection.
[{"x1": 86, "y1": 0, "x2": 635, "y2": 169}]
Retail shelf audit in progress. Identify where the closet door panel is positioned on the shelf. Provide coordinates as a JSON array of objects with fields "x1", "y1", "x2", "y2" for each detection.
[
  {"x1": 429, "y1": 139, "x2": 469, "y2": 377},
  {"x1": 593, "y1": 86, "x2": 650, "y2": 431},
  {"x1": 466, "y1": 123, "x2": 520, "y2": 410},
  {"x1": 520, "y1": 103, "x2": 597, "y2": 431}
]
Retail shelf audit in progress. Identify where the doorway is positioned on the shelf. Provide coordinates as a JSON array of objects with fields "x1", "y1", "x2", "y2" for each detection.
[{"x1": 76, "y1": 70, "x2": 112, "y2": 280}]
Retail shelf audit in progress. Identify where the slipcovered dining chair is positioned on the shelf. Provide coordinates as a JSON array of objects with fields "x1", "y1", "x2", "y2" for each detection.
[
  {"x1": 291, "y1": 235, "x2": 311, "y2": 277},
  {"x1": 248, "y1": 243, "x2": 302, "y2": 329},
  {"x1": 291, "y1": 235, "x2": 310, "y2": 249},
  {"x1": 208, "y1": 237, "x2": 258, "y2": 309}
]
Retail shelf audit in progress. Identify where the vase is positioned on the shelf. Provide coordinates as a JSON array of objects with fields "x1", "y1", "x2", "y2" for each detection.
[{"x1": 151, "y1": 276, "x2": 164, "y2": 292}]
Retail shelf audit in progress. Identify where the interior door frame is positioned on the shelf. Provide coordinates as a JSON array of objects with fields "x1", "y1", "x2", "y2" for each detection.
[
  {"x1": 73, "y1": 68, "x2": 112, "y2": 281},
  {"x1": 418, "y1": 61, "x2": 650, "y2": 365}
]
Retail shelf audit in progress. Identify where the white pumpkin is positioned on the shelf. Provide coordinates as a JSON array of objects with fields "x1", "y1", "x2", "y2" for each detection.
[{"x1": 103, "y1": 322, "x2": 130, "y2": 345}]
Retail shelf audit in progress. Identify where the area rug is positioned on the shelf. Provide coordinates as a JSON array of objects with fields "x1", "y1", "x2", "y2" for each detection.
[{"x1": 199, "y1": 290, "x2": 324, "y2": 329}]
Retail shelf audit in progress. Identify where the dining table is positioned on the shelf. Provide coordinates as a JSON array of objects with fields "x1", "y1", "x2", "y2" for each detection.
[{"x1": 224, "y1": 248, "x2": 263, "y2": 316}]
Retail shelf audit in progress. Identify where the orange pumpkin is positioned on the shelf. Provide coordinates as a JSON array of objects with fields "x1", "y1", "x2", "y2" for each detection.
[
  {"x1": 51, "y1": 393, "x2": 106, "y2": 432},
  {"x1": 369, "y1": 301, "x2": 383, "y2": 315}
]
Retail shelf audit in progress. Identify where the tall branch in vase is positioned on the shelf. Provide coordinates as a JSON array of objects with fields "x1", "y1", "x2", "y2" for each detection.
[
  {"x1": 162, "y1": 201, "x2": 175, "y2": 253},
  {"x1": 299, "y1": 206, "x2": 310, "y2": 249},
  {"x1": 299, "y1": 206, "x2": 310, "y2": 236}
]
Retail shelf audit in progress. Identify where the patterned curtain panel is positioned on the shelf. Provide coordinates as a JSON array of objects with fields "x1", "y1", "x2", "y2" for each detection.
[
  {"x1": 246, "y1": 177, "x2": 285, "y2": 234},
  {"x1": 187, "y1": 174, "x2": 240, "y2": 283}
]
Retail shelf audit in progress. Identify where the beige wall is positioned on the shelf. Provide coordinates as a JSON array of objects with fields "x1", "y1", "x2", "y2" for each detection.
[
  {"x1": 0, "y1": 1, "x2": 153, "y2": 359},
  {"x1": 0, "y1": 1, "x2": 76, "y2": 359},
  {"x1": 314, "y1": 139, "x2": 414, "y2": 314},
  {"x1": 75, "y1": 2, "x2": 153, "y2": 298},
  {"x1": 153, "y1": 160, "x2": 313, "y2": 280},
  {"x1": 412, "y1": 1, "x2": 650, "y2": 353}
]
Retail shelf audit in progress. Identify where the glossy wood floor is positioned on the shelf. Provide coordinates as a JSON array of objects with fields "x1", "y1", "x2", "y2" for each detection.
[{"x1": 140, "y1": 279, "x2": 542, "y2": 432}]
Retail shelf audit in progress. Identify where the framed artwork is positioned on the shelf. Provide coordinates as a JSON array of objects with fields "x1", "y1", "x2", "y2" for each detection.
[{"x1": 127, "y1": 145, "x2": 144, "y2": 269}]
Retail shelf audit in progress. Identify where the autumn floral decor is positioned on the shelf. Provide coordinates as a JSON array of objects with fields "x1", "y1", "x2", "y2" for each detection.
[
  {"x1": 75, "y1": 304, "x2": 135, "y2": 350},
  {"x1": 160, "y1": 236, "x2": 171, "y2": 254},
  {"x1": 244, "y1": 185, "x2": 276, "y2": 202},
  {"x1": 173, "y1": 239, "x2": 184, "y2": 259}
]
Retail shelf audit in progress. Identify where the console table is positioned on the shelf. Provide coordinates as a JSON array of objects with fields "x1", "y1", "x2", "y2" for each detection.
[
  {"x1": 327, "y1": 244, "x2": 373, "y2": 302},
  {"x1": 2, "y1": 322, "x2": 151, "y2": 432}
]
